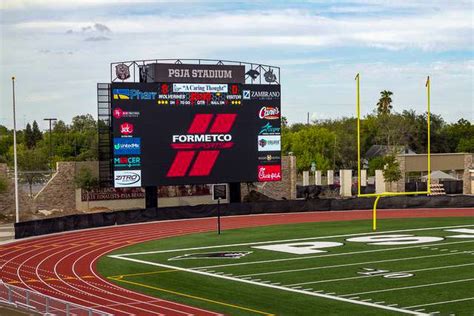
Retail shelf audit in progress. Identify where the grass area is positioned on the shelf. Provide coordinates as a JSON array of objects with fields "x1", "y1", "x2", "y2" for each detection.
[{"x1": 98, "y1": 217, "x2": 474, "y2": 315}]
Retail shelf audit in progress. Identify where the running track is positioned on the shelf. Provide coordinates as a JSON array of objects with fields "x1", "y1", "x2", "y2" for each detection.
[{"x1": 0, "y1": 208, "x2": 472, "y2": 315}]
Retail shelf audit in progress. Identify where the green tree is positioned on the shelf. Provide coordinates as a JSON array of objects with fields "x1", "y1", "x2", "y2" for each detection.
[
  {"x1": 289, "y1": 126, "x2": 334, "y2": 171},
  {"x1": 377, "y1": 90, "x2": 393, "y2": 115},
  {"x1": 32, "y1": 121, "x2": 43, "y2": 145},
  {"x1": 24, "y1": 123, "x2": 34, "y2": 149},
  {"x1": 382, "y1": 155, "x2": 402, "y2": 191},
  {"x1": 74, "y1": 167, "x2": 99, "y2": 210}
]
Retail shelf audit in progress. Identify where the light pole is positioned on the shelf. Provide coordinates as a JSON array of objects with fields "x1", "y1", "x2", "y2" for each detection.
[
  {"x1": 43, "y1": 118, "x2": 57, "y2": 170},
  {"x1": 12, "y1": 77, "x2": 19, "y2": 223}
]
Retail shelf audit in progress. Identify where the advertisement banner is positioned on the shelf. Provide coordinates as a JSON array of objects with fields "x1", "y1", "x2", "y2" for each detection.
[
  {"x1": 154, "y1": 64, "x2": 245, "y2": 84},
  {"x1": 258, "y1": 135, "x2": 281, "y2": 152},
  {"x1": 114, "y1": 170, "x2": 142, "y2": 188}
]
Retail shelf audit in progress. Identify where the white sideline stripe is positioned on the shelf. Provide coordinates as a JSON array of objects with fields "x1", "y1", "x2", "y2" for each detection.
[
  {"x1": 405, "y1": 297, "x2": 474, "y2": 309},
  {"x1": 115, "y1": 224, "x2": 474, "y2": 257},
  {"x1": 108, "y1": 255, "x2": 428, "y2": 315},
  {"x1": 286, "y1": 263, "x2": 474, "y2": 286},
  {"x1": 190, "y1": 240, "x2": 474, "y2": 270},
  {"x1": 237, "y1": 252, "x2": 466, "y2": 277},
  {"x1": 340, "y1": 278, "x2": 474, "y2": 297}
]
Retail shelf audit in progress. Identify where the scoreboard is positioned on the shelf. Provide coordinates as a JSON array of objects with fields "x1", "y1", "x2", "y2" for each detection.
[{"x1": 111, "y1": 81, "x2": 281, "y2": 187}]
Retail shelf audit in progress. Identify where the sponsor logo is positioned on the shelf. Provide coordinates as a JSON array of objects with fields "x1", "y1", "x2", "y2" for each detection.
[
  {"x1": 114, "y1": 138, "x2": 141, "y2": 155},
  {"x1": 113, "y1": 89, "x2": 157, "y2": 100},
  {"x1": 167, "y1": 113, "x2": 237, "y2": 177},
  {"x1": 115, "y1": 63, "x2": 130, "y2": 80},
  {"x1": 173, "y1": 83, "x2": 228, "y2": 93},
  {"x1": 259, "y1": 106, "x2": 280, "y2": 120},
  {"x1": 244, "y1": 90, "x2": 280, "y2": 100},
  {"x1": 243, "y1": 90, "x2": 250, "y2": 99},
  {"x1": 258, "y1": 165, "x2": 281, "y2": 182},
  {"x1": 259, "y1": 122, "x2": 281, "y2": 135},
  {"x1": 114, "y1": 156, "x2": 141, "y2": 168},
  {"x1": 264, "y1": 69, "x2": 277, "y2": 83},
  {"x1": 245, "y1": 69, "x2": 260, "y2": 80},
  {"x1": 113, "y1": 107, "x2": 140, "y2": 119},
  {"x1": 258, "y1": 135, "x2": 281, "y2": 151},
  {"x1": 169, "y1": 251, "x2": 252, "y2": 261},
  {"x1": 120, "y1": 122, "x2": 134, "y2": 135},
  {"x1": 258, "y1": 154, "x2": 281, "y2": 163},
  {"x1": 114, "y1": 170, "x2": 141, "y2": 188}
]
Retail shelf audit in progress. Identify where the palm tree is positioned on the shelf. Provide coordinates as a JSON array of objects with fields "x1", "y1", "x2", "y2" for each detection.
[{"x1": 377, "y1": 90, "x2": 393, "y2": 115}]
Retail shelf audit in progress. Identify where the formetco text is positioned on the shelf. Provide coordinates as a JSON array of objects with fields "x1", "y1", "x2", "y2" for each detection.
[{"x1": 172, "y1": 134, "x2": 232, "y2": 142}]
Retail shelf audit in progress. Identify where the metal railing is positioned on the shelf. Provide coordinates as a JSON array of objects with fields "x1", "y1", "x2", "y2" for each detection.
[{"x1": 0, "y1": 281, "x2": 111, "y2": 316}]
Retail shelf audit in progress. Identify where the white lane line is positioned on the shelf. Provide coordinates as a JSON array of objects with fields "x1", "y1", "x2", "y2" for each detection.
[
  {"x1": 190, "y1": 240, "x2": 474, "y2": 270},
  {"x1": 109, "y1": 255, "x2": 428, "y2": 315},
  {"x1": 116, "y1": 224, "x2": 474, "y2": 257},
  {"x1": 286, "y1": 263, "x2": 474, "y2": 287},
  {"x1": 340, "y1": 278, "x2": 474, "y2": 297},
  {"x1": 405, "y1": 297, "x2": 474, "y2": 309},
  {"x1": 236, "y1": 252, "x2": 465, "y2": 278}
]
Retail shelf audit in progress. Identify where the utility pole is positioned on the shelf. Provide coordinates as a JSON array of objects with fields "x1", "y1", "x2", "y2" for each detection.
[
  {"x1": 43, "y1": 118, "x2": 57, "y2": 170},
  {"x1": 12, "y1": 77, "x2": 19, "y2": 223}
]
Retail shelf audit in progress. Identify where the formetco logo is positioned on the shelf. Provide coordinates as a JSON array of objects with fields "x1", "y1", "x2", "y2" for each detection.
[
  {"x1": 259, "y1": 107, "x2": 280, "y2": 120},
  {"x1": 114, "y1": 170, "x2": 141, "y2": 187},
  {"x1": 167, "y1": 113, "x2": 237, "y2": 177}
]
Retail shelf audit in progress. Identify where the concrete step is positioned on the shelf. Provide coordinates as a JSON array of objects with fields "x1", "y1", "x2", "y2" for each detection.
[{"x1": 0, "y1": 224, "x2": 14, "y2": 242}]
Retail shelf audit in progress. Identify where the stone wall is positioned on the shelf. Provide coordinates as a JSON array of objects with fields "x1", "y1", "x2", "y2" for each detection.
[
  {"x1": 33, "y1": 162, "x2": 77, "y2": 213},
  {"x1": 241, "y1": 156, "x2": 297, "y2": 200},
  {"x1": 463, "y1": 154, "x2": 473, "y2": 194}
]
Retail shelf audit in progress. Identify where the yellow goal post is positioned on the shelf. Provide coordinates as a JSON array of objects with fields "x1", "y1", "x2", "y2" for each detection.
[{"x1": 355, "y1": 74, "x2": 432, "y2": 231}]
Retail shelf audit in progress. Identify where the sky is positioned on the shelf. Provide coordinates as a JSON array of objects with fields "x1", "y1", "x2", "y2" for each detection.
[{"x1": 0, "y1": 0, "x2": 473, "y2": 130}]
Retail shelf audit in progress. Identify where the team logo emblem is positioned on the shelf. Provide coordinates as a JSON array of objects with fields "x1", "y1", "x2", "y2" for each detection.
[
  {"x1": 264, "y1": 69, "x2": 277, "y2": 83},
  {"x1": 120, "y1": 122, "x2": 134, "y2": 135},
  {"x1": 115, "y1": 63, "x2": 130, "y2": 80},
  {"x1": 169, "y1": 251, "x2": 252, "y2": 261}
]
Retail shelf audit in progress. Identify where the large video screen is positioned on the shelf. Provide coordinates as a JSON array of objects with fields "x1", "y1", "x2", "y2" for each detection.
[{"x1": 111, "y1": 82, "x2": 281, "y2": 187}]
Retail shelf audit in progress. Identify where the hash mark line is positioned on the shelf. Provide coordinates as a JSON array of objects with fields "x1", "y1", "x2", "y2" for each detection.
[
  {"x1": 405, "y1": 297, "x2": 474, "y2": 309},
  {"x1": 190, "y1": 240, "x2": 474, "y2": 270},
  {"x1": 236, "y1": 252, "x2": 464, "y2": 277},
  {"x1": 340, "y1": 278, "x2": 474, "y2": 297},
  {"x1": 115, "y1": 224, "x2": 474, "y2": 257},
  {"x1": 109, "y1": 255, "x2": 428, "y2": 315},
  {"x1": 286, "y1": 263, "x2": 474, "y2": 286}
]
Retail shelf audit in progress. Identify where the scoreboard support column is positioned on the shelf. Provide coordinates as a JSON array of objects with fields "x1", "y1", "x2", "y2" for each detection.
[
  {"x1": 228, "y1": 182, "x2": 241, "y2": 203},
  {"x1": 145, "y1": 186, "x2": 158, "y2": 208}
]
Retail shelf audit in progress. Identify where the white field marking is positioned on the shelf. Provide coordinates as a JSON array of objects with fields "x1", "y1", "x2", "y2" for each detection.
[
  {"x1": 108, "y1": 255, "x2": 428, "y2": 316},
  {"x1": 237, "y1": 252, "x2": 466, "y2": 277},
  {"x1": 189, "y1": 240, "x2": 474, "y2": 270},
  {"x1": 286, "y1": 263, "x2": 474, "y2": 287},
  {"x1": 114, "y1": 224, "x2": 474, "y2": 257},
  {"x1": 340, "y1": 278, "x2": 474, "y2": 297},
  {"x1": 405, "y1": 297, "x2": 474, "y2": 309}
]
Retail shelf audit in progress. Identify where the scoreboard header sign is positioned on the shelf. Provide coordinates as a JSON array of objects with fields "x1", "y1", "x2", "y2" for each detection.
[
  {"x1": 111, "y1": 82, "x2": 281, "y2": 187},
  {"x1": 154, "y1": 64, "x2": 245, "y2": 84}
]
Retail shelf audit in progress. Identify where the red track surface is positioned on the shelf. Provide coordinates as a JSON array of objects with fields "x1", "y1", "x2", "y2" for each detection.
[{"x1": 0, "y1": 208, "x2": 472, "y2": 315}]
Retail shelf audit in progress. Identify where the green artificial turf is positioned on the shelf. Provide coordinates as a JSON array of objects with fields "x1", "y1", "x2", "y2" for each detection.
[{"x1": 98, "y1": 217, "x2": 474, "y2": 315}]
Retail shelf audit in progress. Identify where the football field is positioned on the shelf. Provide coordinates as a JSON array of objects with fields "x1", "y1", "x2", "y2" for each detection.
[{"x1": 100, "y1": 217, "x2": 474, "y2": 315}]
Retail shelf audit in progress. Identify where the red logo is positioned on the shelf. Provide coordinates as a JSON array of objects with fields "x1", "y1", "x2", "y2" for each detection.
[
  {"x1": 167, "y1": 113, "x2": 237, "y2": 177},
  {"x1": 258, "y1": 165, "x2": 281, "y2": 182},
  {"x1": 113, "y1": 108, "x2": 123, "y2": 119},
  {"x1": 259, "y1": 107, "x2": 280, "y2": 120},
  {"x1": 120, "y1": 122, "x2": 134, "y2": 135}
]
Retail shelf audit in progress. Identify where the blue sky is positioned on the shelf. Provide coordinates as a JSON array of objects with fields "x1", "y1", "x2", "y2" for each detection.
[{"x1": 0, "y1": 0, "x2": 472, "y2": 130}]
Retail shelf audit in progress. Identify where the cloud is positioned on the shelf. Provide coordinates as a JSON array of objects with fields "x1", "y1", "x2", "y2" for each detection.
[
  {"x1": 84, "y1": 35, "x2": 110, "y2": 41},
  {"x1": 94, "y1": 23, "x2": 110, "y2": 32}
]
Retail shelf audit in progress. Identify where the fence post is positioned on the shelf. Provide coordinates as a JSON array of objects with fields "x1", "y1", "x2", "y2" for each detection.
[
  {"x1": 66, "y1": 302, "x2": 70, "y2": 316},
  {"x1": 8, "y1": 286, "x2": 12, "y2": 303},
  {"x1": 88, "y1": 309, "x2": 93, "y2": 316},
  {"x1": 46, "y1": 296, "x2": 50, "y2": 314},
  {"x1": 25, "y1": 290, "x2": 29, "y2": 309}
]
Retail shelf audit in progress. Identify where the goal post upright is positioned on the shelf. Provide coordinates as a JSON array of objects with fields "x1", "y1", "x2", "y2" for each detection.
[{"x1": 355, "y1": 74, "x2": 432, "y2": 231}]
